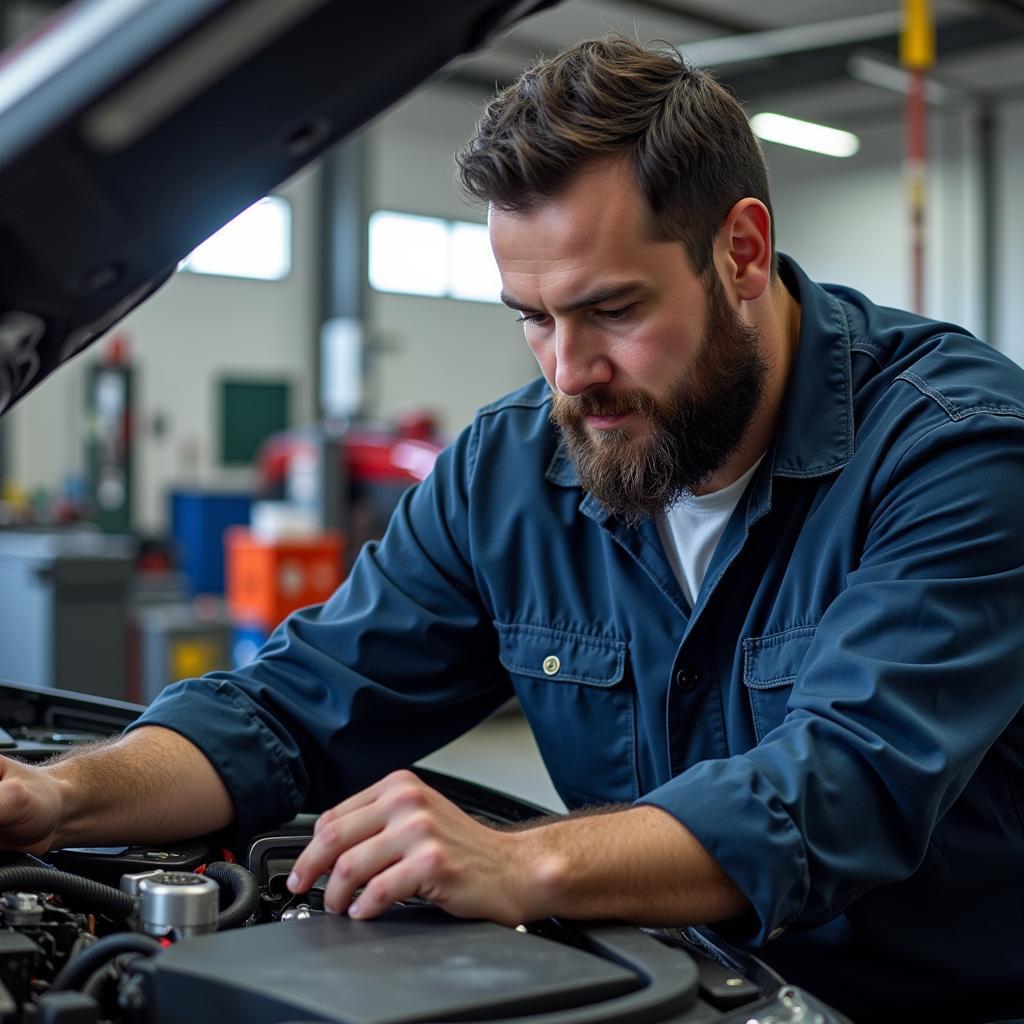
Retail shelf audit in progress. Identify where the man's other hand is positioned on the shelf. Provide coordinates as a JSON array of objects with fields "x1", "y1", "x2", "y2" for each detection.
[
  {"x1": 0, "y1": 756, "x2": 64, "y2": 854},
  {"x1": 287, "y1": 770, "x2": 540, "y2": 925},
  {"x1": 287, "y1": 770, "x2": 751, "y2": 929}
]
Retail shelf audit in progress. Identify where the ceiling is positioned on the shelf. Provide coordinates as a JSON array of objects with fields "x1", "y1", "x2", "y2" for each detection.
[
  {"x1": 6, "y1": 0, "x2": 1024, "y2": 130},
  {"x1": 450, "y1": 0, "x2": 1024, "y2": 126}
]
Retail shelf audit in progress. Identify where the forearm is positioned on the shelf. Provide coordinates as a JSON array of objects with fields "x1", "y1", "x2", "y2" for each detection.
[
  {"x1": 512, "y1": 804, "x2": 750, "y2": 926},
  {"x1": 48, "y1": 725, "x2": 234, "y2": 847},
  {"x1": 287, "y1": 771, "x2": 749, "y2": 928}
]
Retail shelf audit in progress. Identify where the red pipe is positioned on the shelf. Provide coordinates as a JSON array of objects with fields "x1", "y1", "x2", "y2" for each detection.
[{"x1": 905, "y1": 68, "x2": 927, "y2": 314}]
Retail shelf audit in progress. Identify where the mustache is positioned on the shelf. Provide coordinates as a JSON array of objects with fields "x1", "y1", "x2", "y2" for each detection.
[{"x1": 550, "y1": 388, "x2": 657, "y2": 422}]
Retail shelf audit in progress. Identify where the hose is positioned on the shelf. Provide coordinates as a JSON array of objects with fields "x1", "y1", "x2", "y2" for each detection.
[
  {"x1": 81, "y1": 962, "x2": 116, "y2": 1001},
  {"x1": 203, "y1": 861, "x2": 259, "y2": 930},
  {"x1": 81, "y1": 951, "x2": 151, "y2": 1003},
  {"x1": 51, "y1": 933, "x2": 163, "y2": 993},
  {"x1": 0, "y1": 866, "x2": 135, "y2": 920}
]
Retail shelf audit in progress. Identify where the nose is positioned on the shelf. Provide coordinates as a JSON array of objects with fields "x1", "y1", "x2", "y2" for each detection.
[{"x1": 552, "y1": 320, "x2": 612, "y2": 397}]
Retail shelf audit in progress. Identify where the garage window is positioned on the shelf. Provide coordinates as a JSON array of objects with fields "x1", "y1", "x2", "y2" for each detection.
[
  {"x1": 369, "y1": 211, "x2": 502, "y2": 304},
  {"x1": 179, "y1": 196, "x2": 292, "y2": 281}
]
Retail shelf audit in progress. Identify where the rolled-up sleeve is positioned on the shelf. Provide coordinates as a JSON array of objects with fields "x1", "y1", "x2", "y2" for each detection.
[
  {"x1": 127, "y1": 422, "x2": 511, "y2": 839},
  {"x1": 639, "y1": 411, "x2": 1024, "y2": 944}
]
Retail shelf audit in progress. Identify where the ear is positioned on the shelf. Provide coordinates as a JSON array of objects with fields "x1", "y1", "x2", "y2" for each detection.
[{"x1": 715, "y1": 199, "x2": 772, "y2": 302}]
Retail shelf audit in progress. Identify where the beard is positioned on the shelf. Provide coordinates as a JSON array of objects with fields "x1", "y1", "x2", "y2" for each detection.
[{"x1": 550, "y1": 273, "x2": 767, "y2": 526}]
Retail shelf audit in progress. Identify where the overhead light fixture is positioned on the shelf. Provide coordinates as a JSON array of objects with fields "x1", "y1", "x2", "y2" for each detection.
[{"x1": 749, "y1": 112, "x2": 860, "y2": 158}]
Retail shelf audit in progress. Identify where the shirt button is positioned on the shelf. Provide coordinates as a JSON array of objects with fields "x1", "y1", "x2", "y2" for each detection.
[
  {"x1": 674, "y1": 666, "x2": 700, "y2": 691},
  {"x1": 542, "y1": 655, "x2": 561, "y2": 676}
]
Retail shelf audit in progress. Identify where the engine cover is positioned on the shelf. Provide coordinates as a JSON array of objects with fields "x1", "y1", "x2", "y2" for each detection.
[{"x1": 146, "y1": 906, "x2": 697, "y2": 1024}]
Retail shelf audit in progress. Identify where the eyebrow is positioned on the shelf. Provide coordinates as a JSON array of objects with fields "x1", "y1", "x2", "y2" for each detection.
[{"x1": 500, "y1": 282, "x2": 646, "y2": 315}]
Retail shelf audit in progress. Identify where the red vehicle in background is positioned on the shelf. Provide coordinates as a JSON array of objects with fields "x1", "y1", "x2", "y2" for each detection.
[{"x1": 257, "y1": 412, "x2": 446, "y2": 565}]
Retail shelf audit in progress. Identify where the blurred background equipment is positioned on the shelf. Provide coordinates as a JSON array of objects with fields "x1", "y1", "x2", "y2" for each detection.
[
  {"x1": 0, "y1": 529, "x2": 133, "y2": 698},
  {"x1": 134, "y1": 600, "x2": 232, "y2": 704},
  {"x1": 85, "y1": 333, "x2": 133, "y2": 534},
  {"x1": 256, "y1": 413, "x2": 444, "y2": 565},
  {"x1": 225, "y1": 523, "x2": 344, "y2": 664},
  {"x1": 170, "y1": 489, "x2": 252, "y2": 597}
]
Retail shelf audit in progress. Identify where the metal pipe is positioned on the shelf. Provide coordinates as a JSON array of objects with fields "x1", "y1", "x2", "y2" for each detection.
[{"x1": 681, "y1": 11, "x2": 902, "y2": 68}]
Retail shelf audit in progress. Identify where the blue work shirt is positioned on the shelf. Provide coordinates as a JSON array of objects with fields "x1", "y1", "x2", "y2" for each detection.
[{"x1": 135, "y1": 256, "x2": 1024, "y2": 1022}]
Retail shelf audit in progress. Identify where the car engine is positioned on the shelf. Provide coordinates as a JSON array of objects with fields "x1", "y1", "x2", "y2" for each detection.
[{"x1": 0, "y1": 682, "x2": 846, "y2": 1024}]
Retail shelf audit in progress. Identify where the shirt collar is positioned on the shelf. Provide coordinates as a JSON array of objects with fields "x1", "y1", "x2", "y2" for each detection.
[
  {"x1": 544, "y1": 253, "x2": 856, "y2": 491},
  {"x1": 770, "y1": 253, "x2": 855, "y2": 478},
  {"x1": 545, "y1": 436, "x2": 579, "y2": 487}
]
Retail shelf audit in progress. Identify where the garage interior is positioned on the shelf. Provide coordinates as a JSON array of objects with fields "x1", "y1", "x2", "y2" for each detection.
[{"x1": 1, "y1": 0, "x2": 1023, "y2": 825}]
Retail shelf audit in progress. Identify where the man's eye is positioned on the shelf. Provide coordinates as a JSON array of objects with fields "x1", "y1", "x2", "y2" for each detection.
[
  {"x1": 515, "y1": 312, "x2": 548, "y2": 327},
  {"x1": 597, "y1": 305, "x2": 633, "y2": 321}
]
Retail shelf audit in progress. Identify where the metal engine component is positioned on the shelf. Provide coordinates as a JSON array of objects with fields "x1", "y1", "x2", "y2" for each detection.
[
  {"x1": 744, "y1": 987, "x2": 831, "y2": 1023},
  {"x1": 0, "y1": 893, "x2": 88, "y2": 1004},
  {"x1": 2, "y1": 892, "x2": 44, "y2": 927},
  {"x1": 119, "y1": 869, "x2": 167, "y2": 897},
  {"x1": 279, "y1": 903, "x2": 312, "y2": 922},
  {"x1": 135, "y1": 872, "x2": 219, "y2": 940}
]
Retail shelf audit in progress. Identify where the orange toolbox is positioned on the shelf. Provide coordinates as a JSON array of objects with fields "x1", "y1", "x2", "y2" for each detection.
[{"x1": 225, "y1": 528, "x2": 345, "y2": 632}]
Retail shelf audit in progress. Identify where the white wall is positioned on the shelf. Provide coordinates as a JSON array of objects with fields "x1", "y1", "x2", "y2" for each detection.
[
  {"x1": 6, "y1": 165, "x2": 321, "y2": 532},
  {"x1": 769, "y1": 107, "x2": 986, "y2": 340},
  {"x1": 364, "y1": 83, "x2": 540, "y2": 437}
]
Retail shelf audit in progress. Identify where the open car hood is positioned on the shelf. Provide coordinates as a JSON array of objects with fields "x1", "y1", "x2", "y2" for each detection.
[{"x1": 0, "y1": 0, "x2": 555, "y2": 415}]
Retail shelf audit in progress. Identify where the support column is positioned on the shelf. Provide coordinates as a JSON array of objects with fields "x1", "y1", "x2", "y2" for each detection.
[
  {"x1": 318, "y1": 133, "x2": 371, "y2": 423},
  {"x1": 314, "y1": 133, "x2": 372, "y2": 533}
]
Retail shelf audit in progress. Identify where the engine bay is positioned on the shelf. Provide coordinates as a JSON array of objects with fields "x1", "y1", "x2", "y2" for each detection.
[{"x1": 0, "y1": 682, "x2": 844, "y2": 1023}]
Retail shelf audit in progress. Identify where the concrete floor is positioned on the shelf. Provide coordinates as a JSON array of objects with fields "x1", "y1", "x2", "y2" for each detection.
[{"x1": 417, "y1": 709, "x2": 567, "y2": 814}]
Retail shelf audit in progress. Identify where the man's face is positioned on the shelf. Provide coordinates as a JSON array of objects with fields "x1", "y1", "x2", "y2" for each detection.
[{"x1": 489, "y1": 159, "x2": 767, "y2": 523}]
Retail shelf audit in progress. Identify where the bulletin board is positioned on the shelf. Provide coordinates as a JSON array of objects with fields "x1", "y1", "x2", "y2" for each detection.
[{"x1": 219, "y1": 378, "x2": 290, "y2": 465}]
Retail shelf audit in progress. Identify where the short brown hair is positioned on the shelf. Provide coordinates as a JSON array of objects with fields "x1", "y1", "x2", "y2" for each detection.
[{"x1": 457, "y1": 35, "x2": 774, "y2": 277}]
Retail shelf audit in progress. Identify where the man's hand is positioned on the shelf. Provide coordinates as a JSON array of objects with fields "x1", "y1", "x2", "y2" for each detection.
[
  {"x1": 287, "y1": 770, "x2": 752, "y2": 929},
  {"x1": 287, "y1": 770, "x2": 540, "y2": 925},
  {"x1": 0, "y1": 756, "x2": 64, "y2": 854}
]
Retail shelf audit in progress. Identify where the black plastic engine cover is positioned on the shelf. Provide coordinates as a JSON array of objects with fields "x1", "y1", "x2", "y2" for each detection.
[{"x1": 146, "y1": 906, "x2": 697, "y2": 1024}]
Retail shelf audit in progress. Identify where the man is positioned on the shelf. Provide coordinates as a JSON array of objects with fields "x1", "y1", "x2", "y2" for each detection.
[{"x1": 0, "y1": 36, "x2": 1022, "y2": 1023}]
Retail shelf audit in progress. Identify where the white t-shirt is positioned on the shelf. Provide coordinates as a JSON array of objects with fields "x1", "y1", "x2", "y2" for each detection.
[{"x1": 656, "y1": 456, "x2": 765, "y2": 609}]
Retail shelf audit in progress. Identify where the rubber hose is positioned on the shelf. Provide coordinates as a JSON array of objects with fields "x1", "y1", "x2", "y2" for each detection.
[
  {"x1": 82, "y1": 951, "x2": 148, "y2": 1001},
  {"x1": 51, "y1": 933, "x2": 163, "y2": 993},
  {"x1": 204, "y1": 861, "x2": 259, "y2": 930},
  {"x1": 0, "y1": 866, "x2": 135, "y2": 919},
  {"x1": 81, "y1": 962, "x2": 114, "y2": 1001}
]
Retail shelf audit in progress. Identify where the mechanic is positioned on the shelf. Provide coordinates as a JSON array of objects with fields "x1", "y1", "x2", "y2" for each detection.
[{"x1": 1, "y1": 35, "x2": 1023, "y2": 1023}]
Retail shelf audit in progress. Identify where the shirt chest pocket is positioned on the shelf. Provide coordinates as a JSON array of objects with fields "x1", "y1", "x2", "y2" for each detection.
[
  {"x1": 495, "y1": 622, "x2": 637, "y2": 806},
  {"x1": 742, "y1": 624, "x2": 817, "y2": 743}
]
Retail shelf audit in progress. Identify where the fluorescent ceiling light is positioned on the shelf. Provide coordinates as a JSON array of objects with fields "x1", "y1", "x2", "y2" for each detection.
[{"x1": 750, "y1": 112, "x2": 860, "y2": 158}]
